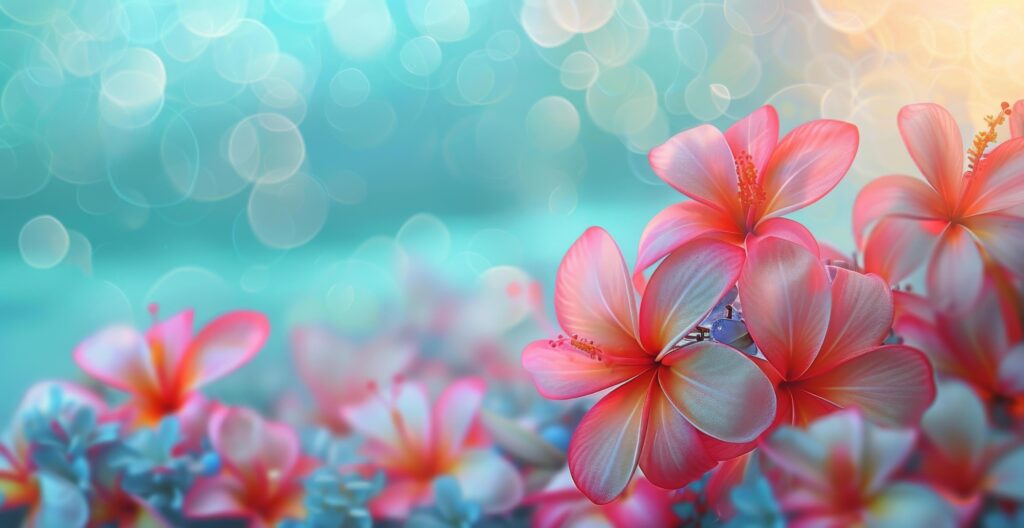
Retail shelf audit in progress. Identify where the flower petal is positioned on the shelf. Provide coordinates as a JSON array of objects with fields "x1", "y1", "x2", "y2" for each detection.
[
  {"x1": 369, "y1": 478, "x2": 432, "y2": 519},
  {"x1": 750, "y1": 216, "x2": 820, "y2": 257},
  {"x1": 926, "y1": 224, "x2": 984, "y2": 311},
  {"x1": 897, "y1": 103, "x2": 964, "y2": 203},
  {"x1": 451, "y1": 449, "x2": 525, "y2": 513},
  {"x1": 866, "y1": 482, "x2": 956, "y2": 528},
  {"x1": 1011, "y1": 100, "x2": 1024, "y2": 138},
  {"x1": 555, "y1": 227, "x2": 644, "y2": 359},
  {"x1": 987, "y1": 447, "x2": 1024, "y2": 500},
  {"x1": 180, "y1": 311, "x2": 270, "y2": 390},
  {"x1": 862, "y1": 218, "x2": 941, "y2": 285},
  {"x1": 658, "y1": 341, "x2": 776, "y2": 443},
  {"x1": 798, "y1": 345, "x2": 935, "y2": 427},
  {"x1": 73, "y1": 325, "x2": 159, "y2": 396},
  {"x1": 634, "y1": 201, "x2": 741, "y2": 292},
  {"x1": 757, "y1": 119, "x2": 859, "y2": 219},
  {"x1": 861, "y1": 423, "x2": 917, "y2": 495},
  {"x1": 184, "y1": 477, "x2": 248, "y2": 519},
  {"x1": 806, "y1": 267, "x2": 893, "y2": 376},
  {"x1": 146, "y1": 310, "x2": 194, "y2": 384},
  {"x1": 723, "y1": 105, "x2": 779, "y2": 176},
  {"x1": 852, "y1": 175, "x2": 943, "y2": 245},
  {"x1": 963, "y1": 136, "x2": 1024, "y2": 216},
  {"x1": 921, "y1": 381, "x2": 989, "y2": 482},
  {"x1": 998, "y1": 345, "x2": 1024, "y2": 396},
  {"x1": 603, "y1": 477, "x2": 678, "y2": 527},
  {"x1": 739, "y1": 236, "x2": 831, "y2": 379},
  {"x1": 36, "y1": 472, "x2": 90, "y2": 528},
  {"x1": 567, "y1": 372, "x2": 654, "y2": 504},
  {"x1": 638, "y1": 238, "x2": 745, "y2": 355},
  {"x1": 341, "y1": 381, "x2": 432, "y2": 461},
  {"x1": 964, "y1": 213, "x2": 1024, "y2": 276},
  {"x1": 433, "y1": 378, "x2": 486, "y2": 463},
  {"x1": 648, "y1": 125, "x2": 744, "y2": 225},
  {"x1": 291, "y1": 326, "x2": 414, "y2": 426},
  {"x1": 209, "y1": 406, "x2": 265, "y2": 473},
  {"x1": 521, "y1": 339, "x2": 651, "y2": 400},
  {"x1": 638, "y1": 389, "x2": 716, "y2": 489}
]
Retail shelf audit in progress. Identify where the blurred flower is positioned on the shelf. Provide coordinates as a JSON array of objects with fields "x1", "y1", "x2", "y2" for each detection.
[
  {"x1": 183, "y1": 405, "x2": 318, "y2": 527},
  {"x1": 761, "y1": 408, "x2": 955, "y2": 526},
  {"x1": 529, "y1": 466, "x2": 677, "y2": 527},
  {"x1": 723, "y1": 454, "x2": 783, "y2": 528},
  {"x1": 738, "y1": 236, "x2": 936, "y2": 428},
  {"x1": 109, "y1": 417, "x2": 219, "y2": 524},
  {"x1": 521, "y1": 227, "x2": 776, "y2": 503},
  {"x1": 291, "y1": 325, "x2": 415, "y2": 433},
  {"x1": 854, "y1": 102, "x2": 1024, "y2": 310},
  {"x1": 406, "y1": 476, "x2": 481, "y2": 528},
  {"x1": 0, "y1": 382, "x2": 112, "y2": 526},
  {"x1": 282, "y1": 468, "x2": 381, "y2": 528},
  {"x1": 637, "y1": 105, "x2": 859, "y2": 290},
  {"x1": 342, "y1": 378, "x2": 523, "y2": 519},
  {"x1": 896, "y1": 280, "x2": 1024, "y2": 413},
  {"x1": 917, "y1": 380, "x2": 1024, "y2": 523},
  {"x1": 72, "y1": 307, "x2": 269, "y2": 432}
]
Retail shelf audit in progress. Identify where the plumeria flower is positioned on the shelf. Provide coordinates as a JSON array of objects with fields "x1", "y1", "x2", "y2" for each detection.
[
  {"x1": 637, "y1": 105, "x2": 858, "y2": 289},
  {"x1": 530, "y1": 466, "x2": 678, "y2": 528},
  {"x1": 73, "y1": 307, "x2": 270, "y2": 433},
  {"x1": 739, "y1": 236, "x2": 936, "y2": 428},
  {"x1": 896, "y1": 279, "x2": 1024, "y2": 412},
  {"x1": 0, "y1": 382, "x2": 110, "y2": 526},
  {"x1": 183, "y1": 405, "x2": 318, "y2": 527},
  {"x1": 291, "y1": 325, "x2": 415, "y2": 433},
  {"x1": 761, "y1": 408, "x2": 955, "y2": 527},
  {"x1": 854, "y1": 102, "x2": 1024, "y2": 310},
  {"x1": 341, "y1": 377, "x2": 524, "y2": 519},
  {"x1": 917, "y1": 381, "x2": 1024, "y2": 522},
  {"x1": 521, "y1": 228, "x2": 776, "y2": 504}
]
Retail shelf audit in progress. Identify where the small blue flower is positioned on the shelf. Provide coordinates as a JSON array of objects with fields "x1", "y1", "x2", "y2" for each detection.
[
  {"x1": 725, "y1": 455, "x2": 784, "y2": 528},
  {"x1": 407, "y1": 476, "x2": 482, "y2": 528},
  {"x1": 283, "y1": 467, "x2": 381, "y2": 528}
]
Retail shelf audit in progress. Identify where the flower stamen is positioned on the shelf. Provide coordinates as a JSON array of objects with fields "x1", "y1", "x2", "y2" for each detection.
[
  {"x1": 736, "y1": 150, "x2": 765, "y2": 208},
  {"x1": 965, "y1": 102, "x2": 1012, "y2": 178}
]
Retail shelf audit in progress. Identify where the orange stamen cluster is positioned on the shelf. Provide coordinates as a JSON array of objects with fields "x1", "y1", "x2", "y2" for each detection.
[
  {"x1": 735, "y1": 150, "x2": 764, "y2": 207},
  {"x1": 550, "y1": 334, "x2": 603, "y2": 361},
  {"x1": 966, "y1": 102, "x2": 1012, "y2": 178}
]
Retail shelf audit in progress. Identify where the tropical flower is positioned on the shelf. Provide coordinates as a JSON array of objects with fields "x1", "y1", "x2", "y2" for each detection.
[
  {"x1": 895, "y1": 280, "x2": 1024, "y2": 410},
  {"x1": 0, "y1": 382, "x2": 112, "y2": 526},
  {"x1": 291, "y1": 325, "x2": 415, "y2": 433},
  {"x1": 917, "y1": 381, "x2": 1024, "y2": 522},
  {"x1": 529, "y1": 466, "x2": 678, "y2": 528},
  {"x1": 73, "y1": 307, "x2": 270, "y2": 432},
  {"x1": 521, "y1": 227, "x2": 776, "y2": 504},
  {"x1": 637, "y1": 105, "x2": 858, "y2": 289},
  {"x1": 341, "y1": 377, "x2": 523, "y2": 519},
  {"x1": 183, "y1": 405, "x2": 318, "y2": 527},
  {"x1": 761, "y1": 409, "x2": 955, "y2": 527},
  {"x1": 738, "y1": 236, "x2": 936, "y2": 428},
  {"x1": 854, "y1": 102, "x2": 1024, "y2": 310}
]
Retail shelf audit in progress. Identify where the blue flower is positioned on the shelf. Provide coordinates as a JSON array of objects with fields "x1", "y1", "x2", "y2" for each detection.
[
  {"x1": 725, "y1": 455, "x2": 784, "y2": 528},
  {"x1": 407, "y1": 476, "x2": 482, "y2": 528}
]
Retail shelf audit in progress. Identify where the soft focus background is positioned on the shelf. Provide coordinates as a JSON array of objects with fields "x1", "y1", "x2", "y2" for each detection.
[{"x1": 1, "y1": 0, "x2": 1022, "y2": 421}]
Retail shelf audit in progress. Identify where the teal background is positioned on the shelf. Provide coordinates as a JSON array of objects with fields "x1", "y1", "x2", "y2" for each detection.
[{"x1": 0, "y1": 0, "x2": 893, "y2": 422}]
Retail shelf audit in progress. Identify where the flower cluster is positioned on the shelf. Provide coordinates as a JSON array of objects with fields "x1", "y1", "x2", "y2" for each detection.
[
  {"x1": 524, "y1": 102, "x2": 1024, "y2": 526},
  {"x1": 3, "y1": 101, "x2": 1024, "y2": 527}
]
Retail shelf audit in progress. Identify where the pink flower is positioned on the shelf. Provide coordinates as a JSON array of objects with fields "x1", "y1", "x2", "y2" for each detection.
[
  {"x1": 918, "y1": 381, "x2": 1024, "y2": 523},
  {"x1": 184, "y1": 405, "x2": 317, "y2": 527},
  {"x1": 291, "y1": 325, "x2": 415, "y2": 433},
  {"x1": 342, "y1": 378, "x2": 524, "y2": 519},
  {"x1": 739, "y1": 236, "x2": 936, "y2": 428},
  {"x1": 761, "y1": 408, "x2": 954, "y2": 526},
  {"x1": 73, "y1": 308, "x2": 270, "y2": 430},
  {"x1": 521, "y1": 227, "x2": 776, "y2": 504},
  {"x1": 530, "y1": 466, "x2": 677, "y2": 528},
  {"x1": 896, "y1": 280, "x2": 1024, "y2": 405},
  {"x1": 638, "y1": 105, "x2": 858, "y2": 289},
  {"x1": 854, "y1": 102, "x2": 1024, "y2": 310}
]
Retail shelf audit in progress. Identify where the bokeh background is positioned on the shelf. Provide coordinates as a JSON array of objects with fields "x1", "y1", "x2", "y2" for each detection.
[{"x1": 2, "y1": 0, "x2": 1022, "y2": 422}]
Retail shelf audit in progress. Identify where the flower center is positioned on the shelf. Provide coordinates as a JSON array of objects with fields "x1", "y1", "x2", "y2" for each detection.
[
  {"x1": 551, "y1": 334, "x2": 604, "y2": 361},
  {"x1": 735, "y1": 150, "x2": 765, "y2": 208},
  {"x1": 965, "y1": 101, "x2": 1012, "y2": 179}
]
